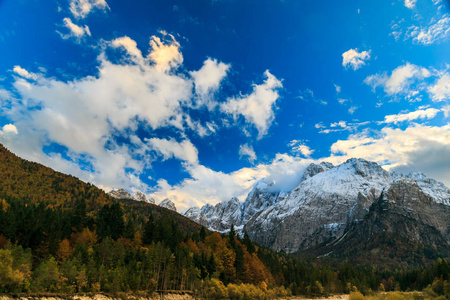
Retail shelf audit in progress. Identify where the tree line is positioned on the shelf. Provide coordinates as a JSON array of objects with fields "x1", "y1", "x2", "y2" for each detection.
[{"x1": 0, "y1": 194, "x2": 448, "y2": 299}]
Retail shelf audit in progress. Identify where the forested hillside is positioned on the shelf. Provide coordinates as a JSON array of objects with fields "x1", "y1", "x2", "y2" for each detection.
[{"x1": 0, "y1": 144, "x2": 449, "y2": 299}]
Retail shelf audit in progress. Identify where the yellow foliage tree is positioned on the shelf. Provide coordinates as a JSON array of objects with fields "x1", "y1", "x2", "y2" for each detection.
[{"x1": 57, "y1": 239, "x2": 73, "y2": 261}]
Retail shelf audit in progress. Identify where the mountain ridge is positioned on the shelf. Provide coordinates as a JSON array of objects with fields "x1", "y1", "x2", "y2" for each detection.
[{"x1": 184, "y1": 158, "x2": 450, "y2": 259}]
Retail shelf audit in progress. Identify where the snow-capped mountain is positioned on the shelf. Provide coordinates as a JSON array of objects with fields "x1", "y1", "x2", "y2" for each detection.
[
  {"x1": 184, "y1": 158, "x2": 450, "y2": 254},
  {"x1": 183, "y1": 178, "x2": 289, "y2": 233}
]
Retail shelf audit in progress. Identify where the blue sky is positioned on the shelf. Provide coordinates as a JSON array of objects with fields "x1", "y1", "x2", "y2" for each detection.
[{"x1": 0, "y1": 0, "x2": 449, "y2": 211}]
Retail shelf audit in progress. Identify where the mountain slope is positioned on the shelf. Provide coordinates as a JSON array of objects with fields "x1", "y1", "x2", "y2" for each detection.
[
  {"x1": 310, "y1": 178, "x2": 450, "y2": 266},
  {"x1": 0, "y1": 144, "x2": 111, "y2": 210},
  {"x1": 0, "y1": 143, "x2": 200, "y2": 232}
]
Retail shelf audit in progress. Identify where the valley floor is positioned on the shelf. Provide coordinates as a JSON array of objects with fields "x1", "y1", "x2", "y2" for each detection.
[{"x1": 280, "y1": 295, "x2": 349, "y2": 300}]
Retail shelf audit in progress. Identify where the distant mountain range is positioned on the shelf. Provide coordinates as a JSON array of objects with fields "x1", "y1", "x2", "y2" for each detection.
[
  {"x1": 184, "y1": 158, "x2": 450, "y2": 263},
  {"x1": 3, "y1": 137, "x2": 447, "y2": 265}
]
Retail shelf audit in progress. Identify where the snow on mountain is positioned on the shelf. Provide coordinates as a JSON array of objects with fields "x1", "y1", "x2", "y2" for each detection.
[
  {"x1": 246, "y1": 158, "x2": 392, "y2": 253},
  {"x1": 159, "y1": 198, "x2": 177, "y2": 212},
  {"x1": 183, "y1": 158, "x2": 449, "y2": 253},
  {"x1": 108, "y1": 189, "x2": 155, "y2": 204},
  {"x1": 391, "y1": 171, "x2": 450, "y2": 205}
]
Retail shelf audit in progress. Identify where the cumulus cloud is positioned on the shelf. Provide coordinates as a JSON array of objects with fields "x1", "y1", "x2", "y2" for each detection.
[
  {"x1": 404, "y1": 0, "x2": 417, "y2": 9},
  {"x1": 59, "y1": 18, "x2": 91, "y2": 41},
  {"x1": 329, "y1": 124, "x2": 450, "y2": 187},
  {"x1": 111, "y1": 36, "x2": 143, "y2": 61},
  {"x1": 13, "y1": 66, "x2": 37, "y2": 80},
  {"x1": 148, "y1": 33, "x2": 183, "y2": 72},
  {"x1": 364, "y1": 62, "x2": 430, "y2": 97},
  {"x1": 239, "y1": 144, "x2": 257, "y2": 163},
  {"x1": 380, "y1": 108, "x2": 441, "y2": 124},
  {"x1": 342, "y1": 48, "x2": 371, "y2": 70},
  {"x1": 0, "y1": 124, "x2": 18, "y2": 135},
  {"x1": 0, "y1": 34, "x2": 195, "y2": 193},
  {"x1": 70, "y1": 0, "x2": 109, "y2": 19},
  {"x1": 190, "y1": 58, "x2": 230, "y2": 109},
  {"x1": 221, "y1": 70, "x2": 282, "y2": 138},
  {"x1": 146, "y1": 138, "x2": 199, "y2": 165},
  {"x1": 429, "y1": 73, "x2": 450, "y2": 102}
]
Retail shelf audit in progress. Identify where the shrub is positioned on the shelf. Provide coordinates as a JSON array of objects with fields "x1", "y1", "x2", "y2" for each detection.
[{"x1": 350, "y1": 291, "x2": 365, "y2": 300}]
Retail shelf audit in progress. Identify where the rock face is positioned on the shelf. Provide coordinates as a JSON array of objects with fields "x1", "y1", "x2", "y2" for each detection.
[
  {"x1": 320, "y1": 178, "x2": 450, "y2": 263},
  {"x1": 159, "y1": 198, "x2": 177, "y2": 212},
  {"x1": 363, "y1": 178, "x2": 450, "y2": 246},
  {"x1": 184, "y1": 158, "x2": 450, "y2": 255},
  {"x1": 108, "y1": 188, "x2": 133, "y2": 200},
  {"x1": 108, "y1": 189, "x2": 155, "y2": 204},
  {"x1": 183, "y1": 179, "x2": 289, "y2": 233},
  {"x1": 246, "y1": 158, "x2": 391, "y2": 253}
]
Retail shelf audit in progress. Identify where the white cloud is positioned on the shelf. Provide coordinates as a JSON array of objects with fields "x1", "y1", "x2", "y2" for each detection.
[
  {"x1": 342, "y1": 48, "x2": 371, "y2": 70},
  {"x1": 13, "y1": 66, "x2": 37, "y2": 80},
  {"x1": 442, "y1": 105, "x2": 450, "y2": 118},
  {"x1": 0, "y1": 35, "x2": 194, "y2": 193},
  {"x1": 190, "y1": 58, "x2": 230, "y2": 109},
  {"x1": 185, "y1": 116, "x2": 217, "y2": 137},
  {"x1": 70, "y1": 0, "x2": 109, "y2": 19},
  {"x1": 288, "y1": 140, "x2": 314, "y2": 157},
  {"x1": 221, "y1": 70, "x2": 282, "y2": 138},
  {"x1": 111, "y1": 36, "x2": 143, "y2": 61},
  {"x1": 408, "y1": 14, "x2": 450, "y2": 45},
  {"x1": 329, "y1": 124, "x2": 450, "y2": 187},
  {"x1": 316, "y1": 120, "x2": 370, "y2": 134},
  {"x1": 239, "y1": 144, "x2": 257, "y2": 163},
  {"x1": 381, "y1": 108, "x2": 441, "y2": 124},
  {"x1": 146, "y1": 138, "x2": 199, "y2": 165},
  {"x1": 334, "y1": 84, "x2": 341, "y2": 93},
  {"x1": 148, "y1": 33, "x2": 183, "y2": 72},
  {"x1": 429, "y1": 73, "x2": 450, "y2": 102},
  {"x1": 331, "y1": 120, "x2": 347, "y2": 128},
  {"x1": 60, "y1": 18, "x2": 91, "y2": 40},
  {"x1": 315, "y1": 122, "x2": 326, "y2": 129},
  {"x1": 364, "y1": 62, "x2": 430, "y2": 96},
  {"x1": 348, "y1": 106, "x2": 358, "y2": 114},
  {"x1": 404, "y1": 0, "x2": 417, "y2": 9},
  {"x1": 0, "y1": 124, "x2": 18, "y2": 135}
]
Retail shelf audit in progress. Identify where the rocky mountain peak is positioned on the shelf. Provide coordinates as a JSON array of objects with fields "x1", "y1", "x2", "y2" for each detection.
[
  {"x1": 301, "y1": 161, "x2": 334, "y2": 181},
  {"x1": 340, "y1": 158, "x2": 390, "y2": 180},
  {"x1": 184, "y1": 158, "x2": 449, "y2": 255},
  {"x1": 159, "y1": 198, "x2": 177, "y2": 212},
  {"x1": 108, "y1": 188, "x2": 133, "y2": 200},
  {"x1": 108, "y1": 189, "x2": 155, "y2": 204}
]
